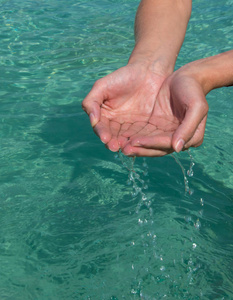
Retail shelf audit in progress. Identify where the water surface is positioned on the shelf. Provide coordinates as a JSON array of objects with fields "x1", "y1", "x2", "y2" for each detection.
[{"x1": 0, "y1": 0, "x2": 233, "y2": 299}]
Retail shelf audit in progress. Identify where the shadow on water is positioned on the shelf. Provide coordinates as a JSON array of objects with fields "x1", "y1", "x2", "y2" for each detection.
[
  {"x1": 38, "y1": 102, "x2": 233, "y2": 199},
  {"x1": 38, "y1": 103, "x2": 115, "y2": 179},
  {"x1": 35, "y1": 102, "x2": 233, "y2": 299}
]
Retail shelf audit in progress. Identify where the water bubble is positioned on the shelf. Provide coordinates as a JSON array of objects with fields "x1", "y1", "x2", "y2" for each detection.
[
  {"x1": 160, "y1": 266, "x2": 166, "y2": 271},
  {"x1": 200, "y1": 198, "x2": 204, "y2": 206}
]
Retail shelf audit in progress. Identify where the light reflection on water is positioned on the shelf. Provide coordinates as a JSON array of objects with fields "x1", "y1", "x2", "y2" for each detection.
[{"x1": 0, "y1": 0, "x2": 232, "y2": 299}]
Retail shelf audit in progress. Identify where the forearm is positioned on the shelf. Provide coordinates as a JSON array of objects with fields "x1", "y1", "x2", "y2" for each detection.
[
  {"x1": 128, "y1": 0, "x2": 192, "y2": 75},
  {"x1": 180, "y1": 50, "x2": 233, "y2": 94}
]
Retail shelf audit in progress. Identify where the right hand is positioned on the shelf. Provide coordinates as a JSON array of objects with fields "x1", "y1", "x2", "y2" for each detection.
[{"x1": 82, "y1": 61, "x2": 167, "y2": 153}]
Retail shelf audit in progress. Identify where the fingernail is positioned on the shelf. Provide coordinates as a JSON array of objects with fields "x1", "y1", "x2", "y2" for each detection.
[
  {"x1": 89, "y1": 113, "x2": 97, "y2": 127},
  {"x1": 175, "y1": 139, "x2": 185, "y2": 153}
]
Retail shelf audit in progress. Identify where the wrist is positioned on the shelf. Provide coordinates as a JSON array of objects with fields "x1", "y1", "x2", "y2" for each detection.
[
  {"x1": 128, "y1": 46, "x2": 175, "y2": 78},
  {"x1": 176, "y1": 51, "x2": 233, "y2": 94}
]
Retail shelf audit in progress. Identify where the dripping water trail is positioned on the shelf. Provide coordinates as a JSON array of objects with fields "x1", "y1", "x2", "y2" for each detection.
[{"x1": 171, "y1": 149, "x2": 195, "y2": 195}]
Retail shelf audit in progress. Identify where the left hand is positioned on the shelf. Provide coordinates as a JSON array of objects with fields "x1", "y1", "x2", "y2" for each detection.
[{"x1": 121, "y1": 67, "x2": 209, "y2": 156}]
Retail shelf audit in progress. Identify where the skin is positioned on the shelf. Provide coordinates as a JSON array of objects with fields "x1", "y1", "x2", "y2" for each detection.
[
  {"x1": 123, "y1": 50, "x2": 233, "y2": 156},
  {"x1": 82, "y1": 0, "x2": 233, "y2": 157},
  {"x1": 121, "y1": 67, "x2": 209, "y2": 156},
  {"x1": 82, "y1": 0, "x2": 192, "y2": 156}
]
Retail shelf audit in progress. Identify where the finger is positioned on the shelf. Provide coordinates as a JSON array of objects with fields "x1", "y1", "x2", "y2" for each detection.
[
  {"x1": 130, "y1": 132, "x2": 173, "y2": 150},
  {"x1": 122, "y1": 143, "x2": 172, "y2": 157},
  {"x1": 172, "y1": 98, "x2": 208, "y2": 152},
  {"x1": 183, "y1": 116, "x2": 207, "y2": 149},
  {"x1": 82, "y1": 79, "x2": 107, "y2": 127},
  {"x1": 93, "y1": 115, "x2": 112, "y2": 144},
  {"x1": 106, "y1": 121, "x2": 121, "y2": 152}
]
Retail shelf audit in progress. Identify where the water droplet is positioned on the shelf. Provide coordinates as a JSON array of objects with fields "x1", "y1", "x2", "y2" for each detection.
[
  {"x1": 142, "y1": 194, "x2": 147, "y2": 201},
  {"x1": 194, "y1": 219, "x2": 201, "y2": 229},
  {"x1": 149, "y1": 207, "x2": 153, "y2": 216},
  {"x1": 131, "y1": 289, "x2": 137, "y2": 295},
  {"x1": 189, "y1": 188, "x2": 194, "y2": 195},
  {"x1": 192, "y1": 243, "x2": 197, "y2": 249},
  {"x1": 138, "y1": 219, "x2": 143, "y2": 225},
  {"x1": 146, "y1": 201, "x2": 151, "y2": 208},
  {"x1": 129, "y1": 172, "x2": 134, "y2": 181},
  {"x1": 132, "y1": 191, "x2": 138, "y2": 197},
  {"x1": 187, "y1": 169, "x2": 193, "y2": 177}
]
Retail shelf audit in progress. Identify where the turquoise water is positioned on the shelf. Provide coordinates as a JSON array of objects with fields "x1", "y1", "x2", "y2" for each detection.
[{"x1": 0, "y1": 0, "x2": 233, "y2": 299}]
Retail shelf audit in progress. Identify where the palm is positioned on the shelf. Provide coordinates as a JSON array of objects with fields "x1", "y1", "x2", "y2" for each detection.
[
  {"x1": 90, "y1": 64, "x2": 166, "y2": 151},
  {"x1": 83, "y1": 65, "x2": 208, "y2": 157},
  {"x1": 122, "y1": 74, "x2": 208, "y2": 156}
]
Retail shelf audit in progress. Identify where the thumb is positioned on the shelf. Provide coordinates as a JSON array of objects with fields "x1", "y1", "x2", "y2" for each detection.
[
  {"x1": 82, "y1": 79, "x2": 107, "y2": 127},
  {"x1": 172, "y1": 99, "x2": 208, "y2": 152}
]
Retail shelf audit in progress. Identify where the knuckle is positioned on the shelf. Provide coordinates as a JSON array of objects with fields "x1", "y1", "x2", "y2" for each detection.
[
  {"x1": 81, "y1": 102, "x2": 87, "y2": 112},
  {"x1": 197, "y1": 99, "x2": 209, "y2": 115},
  {"x1": 93, "y1": 79, "x2": 102, "y2": 89},
  {"x1": 187, "y1": 137, "x2": 204, "y2": 149},
  {"x1": 194, "y1": 137, "x2": 204, "y2": 148},
  {"x1": 202, "y1": 101, "x2": 209, "y2": 114}
]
